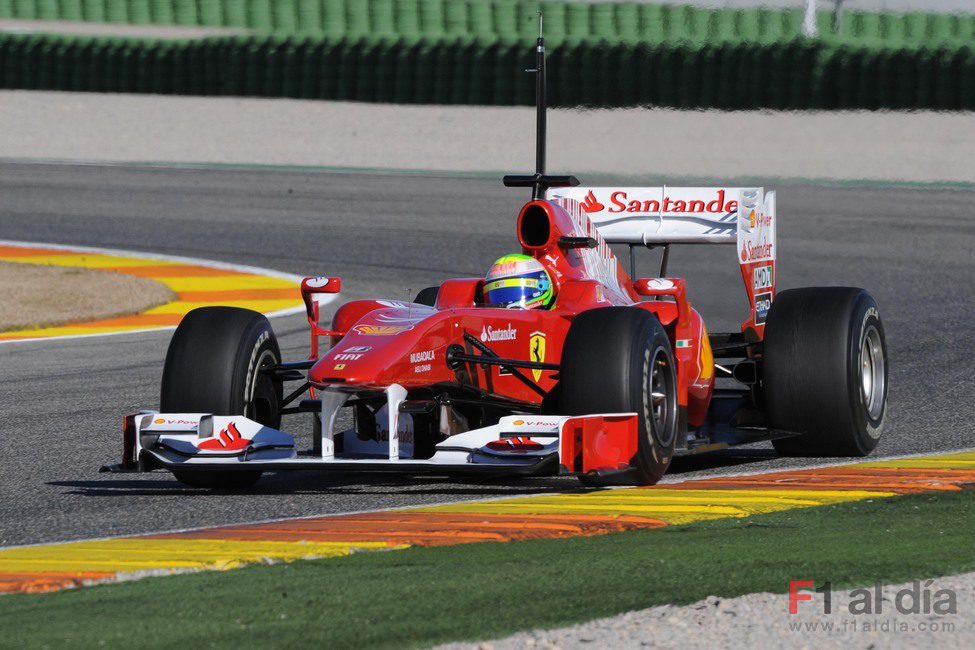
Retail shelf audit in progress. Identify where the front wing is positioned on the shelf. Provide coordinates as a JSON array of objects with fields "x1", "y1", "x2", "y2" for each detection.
[{"x1": 105, "y1": 407, "x2": 642, "y2": 480}]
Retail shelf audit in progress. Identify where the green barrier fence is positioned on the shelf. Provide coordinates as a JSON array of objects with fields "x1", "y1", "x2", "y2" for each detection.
[
  {"x1": 0, "y1": 2, "x2": 972, "y2": 109},
  {"x1": 1, "y1": 0, "x2": 974, "y2": 48},
  {"x1": 1, "y1": 32, "x2": 973, "y2": 109}
]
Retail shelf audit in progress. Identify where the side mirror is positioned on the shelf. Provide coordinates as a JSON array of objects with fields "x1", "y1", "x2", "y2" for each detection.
[
  {"x1": 300, "y1": 276, "x2": 341, "y2": 320},
  {"x1": 300, "y1": 277, "x2": 342, "y2": 358}
]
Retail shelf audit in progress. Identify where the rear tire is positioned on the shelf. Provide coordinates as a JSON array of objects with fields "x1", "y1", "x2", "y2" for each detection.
[
  {"x1": 765, "y1": 288, "x2": 887, "y2": 457},
  {"x1": 161, "y1": 307, "x2": 282, "y2": 489},
  {"x1": 557, "y1": 308, "x2": 678, "y2": 486}
]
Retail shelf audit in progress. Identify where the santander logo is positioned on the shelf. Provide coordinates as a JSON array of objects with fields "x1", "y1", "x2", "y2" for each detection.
[
  {"x1": 580, "y1": 190, "x2": 605, "y2": 213},
  {"x1": 198, "y1": 422, "x2": 251, "y2": 451},
  {"x1": 740, "y1": 240, "x2": 774, "y2": 262},
  {"x1": 481, "y1": 324, "x2": 517, "y2": 342},
  {"x1": 578, "y1": 189, "x2": 738, "y2": 215}
]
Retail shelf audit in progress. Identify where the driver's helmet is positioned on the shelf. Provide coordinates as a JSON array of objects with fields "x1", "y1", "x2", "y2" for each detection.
[{"x1": 484, "y1": 254, "x2": 554, "y2": 309}]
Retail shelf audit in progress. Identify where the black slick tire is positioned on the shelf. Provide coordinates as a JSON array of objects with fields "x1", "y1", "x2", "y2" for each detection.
[
  {"x1": 557, "y1": 307, "x2": 678, "y2": 486},
  {"x1": 765, "y1": 288, "x2": 887, "y2": 457},
  {"x1": 160, "y1": 307, "x2": 282, "y2": 488}
]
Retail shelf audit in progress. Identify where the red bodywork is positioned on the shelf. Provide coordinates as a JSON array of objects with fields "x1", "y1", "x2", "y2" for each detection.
[{"x1": 304, "y1": 197, "x2": 719, "y2": 430}]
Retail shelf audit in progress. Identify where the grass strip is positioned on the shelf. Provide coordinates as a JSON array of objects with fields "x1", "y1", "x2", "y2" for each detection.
[{"x1": 1, "y1": 489, "x2": 972, "y2": 649}]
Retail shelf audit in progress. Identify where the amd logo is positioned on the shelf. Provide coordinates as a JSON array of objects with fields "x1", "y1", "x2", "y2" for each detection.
[{"x1": 753, "y1": 265, "x2": 773, "y2": 291}]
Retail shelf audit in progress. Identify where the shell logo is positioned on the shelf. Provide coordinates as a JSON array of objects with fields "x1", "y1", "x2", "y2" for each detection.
[
  {"x1": 512, "y1": 420, "x2": 525, "y2": 426},
  {"x1": 353, "y1": 324, "x2": 408, "y2": 336},
  {"x1": 154, "y1": 418, "x2": 166, "y2": 424}
]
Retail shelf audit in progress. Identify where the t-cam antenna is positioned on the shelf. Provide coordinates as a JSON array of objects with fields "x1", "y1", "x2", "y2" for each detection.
[
  {"x1": 502, "y1": 12, "x2": 579, "y2": 200},
  {"x1": 534, "y1": 12, "x2": 546, "y2": 186}
]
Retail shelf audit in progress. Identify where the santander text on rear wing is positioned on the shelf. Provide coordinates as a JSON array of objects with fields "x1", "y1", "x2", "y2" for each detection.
[
  {"x1": 548, "y1": 186, "x2": 777, "y2": 336},
  {"x1": 547, "y1": 187, "x2": 773, "y2": 246}
]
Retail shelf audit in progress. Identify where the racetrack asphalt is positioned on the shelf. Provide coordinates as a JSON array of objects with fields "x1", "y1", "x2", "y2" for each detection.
[{"x1": 0, "y1": 161, "x2": 971, "y2": 547}]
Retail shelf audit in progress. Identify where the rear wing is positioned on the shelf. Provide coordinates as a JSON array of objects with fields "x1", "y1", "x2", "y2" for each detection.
[
  {"x1": 547, "y1": 187, "x2": 771, "y2": 245},
  {"x1": 548, "y1": 186, "x2": 777, "y2": 336}
]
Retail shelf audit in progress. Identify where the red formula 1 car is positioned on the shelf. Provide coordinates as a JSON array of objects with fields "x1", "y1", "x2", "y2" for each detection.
[{"x1": 105, "y1": 33, "x2": 888, "y2": 489}]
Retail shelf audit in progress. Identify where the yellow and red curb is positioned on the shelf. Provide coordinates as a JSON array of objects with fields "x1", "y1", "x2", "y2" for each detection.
[
  {"x1": 1, "y1": 450, "x2": 973, "y2": 594},
  {"x1": 0, "y1": 240, "x2": 310, "y2": 343}
]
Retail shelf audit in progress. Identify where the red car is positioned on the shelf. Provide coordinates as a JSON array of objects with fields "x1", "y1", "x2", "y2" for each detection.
[{"x1": 106, "y1": 33, "x2": 887, "y2": 489}]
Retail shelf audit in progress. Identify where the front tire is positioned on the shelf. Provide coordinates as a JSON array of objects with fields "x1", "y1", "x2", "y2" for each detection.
[
  {"x1": 764, "y1": 287, "x2": 887, "y2": 457},
  {"x1": 161, "y1": 307, "x2": 282, "y2": 488},
  {"x1": 557, "y1": 308, "x2": 678, "y2": 486}
]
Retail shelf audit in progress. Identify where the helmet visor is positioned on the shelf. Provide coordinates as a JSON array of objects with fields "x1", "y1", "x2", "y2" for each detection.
[{"x1": 484, "y1": 276, "x2": 551, "y2": 308}]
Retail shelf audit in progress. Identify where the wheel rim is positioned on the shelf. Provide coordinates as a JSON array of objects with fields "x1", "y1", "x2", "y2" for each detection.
[
  {"x1": 859, "y1": 324, "x2": 885, "y2": 421},
  {"x1": 247, "y1": 349, "x2": 279, "y2": 426},
  {"x1": 648, "y1": 346, "x2": 677, "y2": 448}
]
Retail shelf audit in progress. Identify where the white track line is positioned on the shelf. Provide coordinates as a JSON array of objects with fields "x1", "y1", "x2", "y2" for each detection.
[{"x1": 0, "y1": 239, "x2": 329, "y2": 345}]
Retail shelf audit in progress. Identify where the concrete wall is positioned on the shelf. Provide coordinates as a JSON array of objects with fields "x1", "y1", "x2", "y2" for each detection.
[{"x1": 1, "y1": 90, "x2": 970, "y2": 183}]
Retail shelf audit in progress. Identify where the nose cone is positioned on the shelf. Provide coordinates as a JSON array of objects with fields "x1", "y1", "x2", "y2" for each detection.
[{"x1": 308, "y1": 305, "x2": 453, "y2": 389}]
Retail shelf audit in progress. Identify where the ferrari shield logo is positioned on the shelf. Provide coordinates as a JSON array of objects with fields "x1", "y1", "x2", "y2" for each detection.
[{"x1": 529, "y1": 331, "x2": 546, "y2": 381}]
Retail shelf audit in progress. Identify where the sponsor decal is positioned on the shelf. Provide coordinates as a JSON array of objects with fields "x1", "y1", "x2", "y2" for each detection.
[
  {"x1": 754, "y1": 291, "x2": 773, "y2": 325},
  {"x1": 580, "y1": 190, "x2": 605, "y2": 213},
  {"x1": 748, "y1": 210, "x2": 772, "y2": 228},
  {"x1": 374, "y1": 427, "x2": 414, "y2": 444},
  {"x1": 610, "y1": 189, "x2": 738, "y2": 215},
  {"x1": 413, "y1": 364, "x2": 431, "y2": 373},
  {"x1": 676, "y1": 339, "x2": 692, "y2": 348},
  {"x1": 409, "y1": 350, "x2": 435, "y2": 364},
  {"x1": 740, "y1": 240, "x2": 774, "y2": 262},
  {"x1": 374, "y1": 407, "x2": 415, "y2": 445},
  {"x1": 738, "y1": 190, "x2": 775, "y2": 263},
  {"x1": 529, "y1": 331, "x2": 547, "y2": 381},
  {"x1": 486, "y1": 260, "x2": 525, "y2": 280},
  {"x1": 509, "y1": 419, "x2": 559, "y2": 427},
  {"x1": 353, "y1": 324, "x2": 409, "y2": 336},
  {"x1": 198, "y1": 422, "x2": 250, "y2": 451},
  {"x1": 333, "y1": 345, "x2": 372, "y2": 361},
  {"x1": 304, "y1": 277, "x2": 331, "y2": 289},
  {"x1": 152, "y1": 417, "x2": 197, "y2": 426},
  {"x1": 480, "y1": 323, "x2": 518, "y2": 342},
  {"x1": 743, "y1": 207, "x2": 771, "y2": 231},
  {"x1": 333, "y1": 364, "x2": 346, "y2": 370},
  {"x1": 753, "y1": 264, "x2": 773, "y2": 291},
  {"x1": 575, "y1": 189, "x2": 739, "y2": 215}
]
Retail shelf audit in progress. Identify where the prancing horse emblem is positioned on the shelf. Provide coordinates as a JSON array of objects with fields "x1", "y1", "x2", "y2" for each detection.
[{"x1": 529, "y1": 331, "x2": 546, "y2": 382}]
